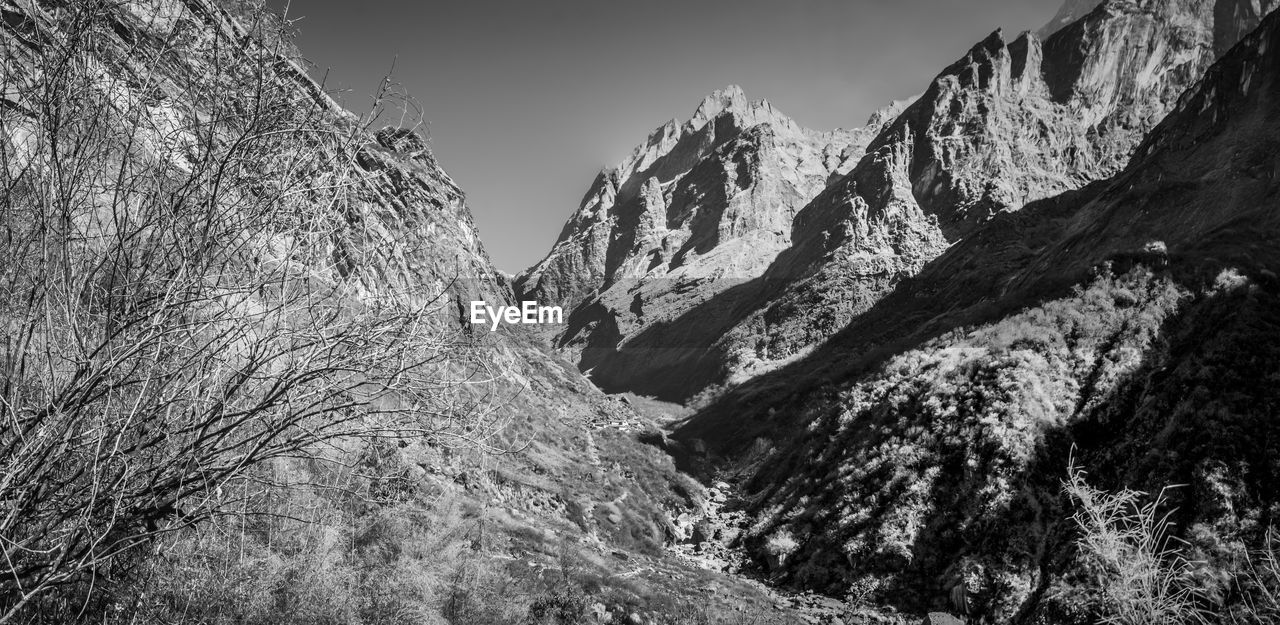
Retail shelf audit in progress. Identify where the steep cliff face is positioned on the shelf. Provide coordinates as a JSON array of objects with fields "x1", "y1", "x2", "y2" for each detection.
[
  {"x1": 686, "y1": 8, "x2": 1280, "y2": 622},
  {"x1": 587, "y1": 0, "x2": 1278, "y2": 401}
]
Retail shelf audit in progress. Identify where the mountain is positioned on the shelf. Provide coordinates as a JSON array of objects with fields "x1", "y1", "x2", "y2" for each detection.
[
  {"x1": 675, "y1": 4, "x2": 1280, "y2": 622},
  {"x1": 514, "y1": 86, "x2": 907, "y2": 380},
  {"x1": 517, "y1": 85, "x2": 871, "y2": 308},
  {"x1": 542, "y1": 0, "x2": 1279, "y2": 403}
]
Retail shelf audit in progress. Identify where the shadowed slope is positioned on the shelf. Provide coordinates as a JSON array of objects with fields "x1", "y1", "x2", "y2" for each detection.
[{"x1": 674, "y1": 9, "x2": 1280, "y2": 622}]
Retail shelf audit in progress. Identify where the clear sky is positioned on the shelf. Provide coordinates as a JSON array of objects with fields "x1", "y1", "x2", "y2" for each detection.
[{"x1": 264, "y1": 0, "x2": 1066, "y2": 273}]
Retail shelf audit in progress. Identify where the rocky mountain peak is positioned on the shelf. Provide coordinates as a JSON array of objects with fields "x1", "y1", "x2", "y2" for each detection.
[
  {"x1": 689, "y1": 84, "x2": 749, "y2": 128},
  {"x1": 605, "y1": 86, "x2": 809, "y2": 192}
]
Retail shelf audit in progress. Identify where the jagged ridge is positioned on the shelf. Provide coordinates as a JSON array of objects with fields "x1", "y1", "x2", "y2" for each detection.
[{"x1": 576, "y1": 0, "x2": 1278, "y2": 402}]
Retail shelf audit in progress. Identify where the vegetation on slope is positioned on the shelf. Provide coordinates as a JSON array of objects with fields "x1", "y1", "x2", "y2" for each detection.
[{"x1": 732, "y1": 264, "x2": 1280, "y2": 622}]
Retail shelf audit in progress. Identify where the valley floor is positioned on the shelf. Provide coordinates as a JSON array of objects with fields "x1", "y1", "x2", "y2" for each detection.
[{"x1": 614, "y1": 394, "x2": 919, "y2": 625}]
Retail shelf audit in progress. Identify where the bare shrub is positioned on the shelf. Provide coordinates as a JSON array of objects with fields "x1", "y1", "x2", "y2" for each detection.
[{"x1": 0, "y1": 1, "x2": 490, "y2": 620}]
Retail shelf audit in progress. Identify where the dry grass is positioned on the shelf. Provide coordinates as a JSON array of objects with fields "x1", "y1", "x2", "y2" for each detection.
[{"x1": 1064, "y1": 462, "x2": 1207, "y2": 625}]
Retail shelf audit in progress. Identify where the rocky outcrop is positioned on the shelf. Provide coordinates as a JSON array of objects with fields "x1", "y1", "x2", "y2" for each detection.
[
  {"x1": 688, "y1": 7, "x2": 1280, "y2": 621},
  {"x1": 581, "y1": 0, "x2": 1279, "y2": 401}
]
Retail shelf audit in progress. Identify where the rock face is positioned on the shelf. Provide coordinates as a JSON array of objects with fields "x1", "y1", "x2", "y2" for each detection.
[
  {"x1": 686, "y1": 7, "x2": 1280, "y2": 622},
  {"x1": 558, "y1": 0, "x2": 1280, "y2": 402},
  {"x1": 515, "y1": 87, "x2": 907, "y2": 389}
]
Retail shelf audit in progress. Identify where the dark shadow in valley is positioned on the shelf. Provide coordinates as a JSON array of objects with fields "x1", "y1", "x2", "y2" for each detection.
[{"x1": 579, "y1": 275, "x2": 765, "y2": 399}]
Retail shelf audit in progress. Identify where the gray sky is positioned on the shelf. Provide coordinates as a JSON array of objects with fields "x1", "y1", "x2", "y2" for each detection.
[{"x1": 265, "y1": 0, "x2": 1065, "y2": 273}]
